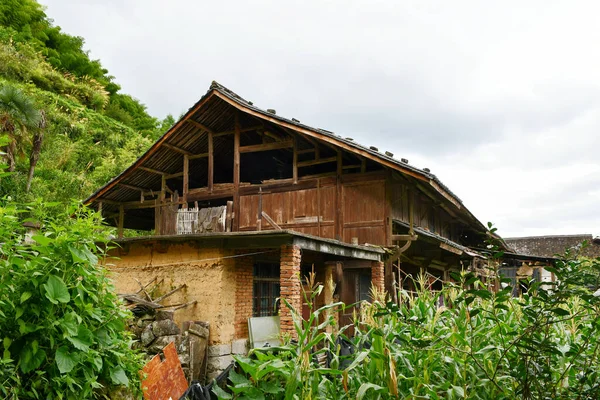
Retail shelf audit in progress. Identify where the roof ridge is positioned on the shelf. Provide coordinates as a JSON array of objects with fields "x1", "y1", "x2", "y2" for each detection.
[{"x1": 505, "y1": 234, "x2": 594, "y2": 240}]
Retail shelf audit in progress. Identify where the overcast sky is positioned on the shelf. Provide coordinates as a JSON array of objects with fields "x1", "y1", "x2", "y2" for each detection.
[{"x1": 40, "y1": 0, "x2": 600, "y2": 238}]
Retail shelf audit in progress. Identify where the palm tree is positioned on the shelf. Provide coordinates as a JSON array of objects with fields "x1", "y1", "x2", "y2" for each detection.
[{"x1": 0, "y1": 84, "x2": 44, "y2": 191}]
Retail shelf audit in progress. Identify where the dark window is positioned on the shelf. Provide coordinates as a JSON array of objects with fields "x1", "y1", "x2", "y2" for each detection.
[
  {"x1": 253, "y1": 263, "x2": 280, "y2": 317},
  {"x1": 357, "y1": 273, "x2": 371, "y2": 302}
]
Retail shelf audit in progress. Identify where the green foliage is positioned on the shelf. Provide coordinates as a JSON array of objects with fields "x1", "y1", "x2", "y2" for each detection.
[
  {"x1": 0, "y1": 0, "x2": 174, "y2": 206},
  {"x1": 214, "y1": 255, "x2": 600, "y2": 399},
  {"x1": 0, "y1": 200, "x2": 144, "y2": 399}
]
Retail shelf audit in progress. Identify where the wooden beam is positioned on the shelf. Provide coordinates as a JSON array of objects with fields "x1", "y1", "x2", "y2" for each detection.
[
  {"x1": 239, "y1": 139, "x2": 294, "y2": 154},
  {"x1": 297, "y1": 148, "x2": 316, "y2": 155},
  {"x1": 262, "y1": 130, "x2": 285, "y2": 142},
  {"x1": 261, "y1": 211, "x2": 281, "y2": 230},
  {"x1": 118, "y1": 205, "x2": 124, "y2": 238},
  {"x1": 213, "y1": 124, "x2": 263, "y2": 137},
  {"x1": 165, "y1": 171, "x2": 184, "y2": 180},
  {"x1": 440, "y1": 242, "x2": 463, "y2": 255},
  {"x1": 188, "y1": 152, "x2": 209, "y2": 160},
  {"x1": 162, "y1": 142, "x2": 194, "y2": 157},
  {"x1": 139, "y1": 166, "x2": 166, "y2": 175},
  {"x1": 208, "y1": 131, "x2": 214, "y2": 192},
  {"x1": 185, "y1": 119, "x2": 214, "y2": 134},
  {"x1": 391, "y1": 234, "x2": 418, "y2": 242},
  {"x1": 292, "y1": 136, "x2": 298, "y2": 184},
  {"x1": 118, "y1": 183, "x2": 152, "y2": 192},
  {"x1": 342, "y1": 164, "x2": 361, "y2": 170},
  {"x1": 233, "y1": 113, "x2": 240, "y2": 231},
  {"x1": 297, "y1": 156, "x2": 337, "y2": 168},
  {"x1": 182, "y1": 155, "x2": 189, "y2": 206}
]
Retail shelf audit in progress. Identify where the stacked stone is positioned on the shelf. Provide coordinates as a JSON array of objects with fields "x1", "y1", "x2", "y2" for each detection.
[
  {"x1": 129, "y1": 310, "x2": 208, "y2": 382},
  {"x1": 371, "y1": 261, "x2": 385, "y2": 293},
  {"x1": 279, "y1": 244, "x2": 302, "y2": 338}
]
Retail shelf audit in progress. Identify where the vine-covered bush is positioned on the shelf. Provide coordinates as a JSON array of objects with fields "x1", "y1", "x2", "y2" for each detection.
[
  {"x1": 0, "y1": 200, "x2": 144, "y2": 399},
  {"x1": 214, "y1": 255, "x2": 600, "y2": 399}
]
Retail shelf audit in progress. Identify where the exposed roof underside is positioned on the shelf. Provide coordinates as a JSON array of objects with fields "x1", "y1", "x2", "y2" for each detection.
[
  {"x1": 110, "y1": 229, "x2": 384, "y2": 261},
  {"x1": 85, "y1": 81, "x2": 491, "y2": 237}
]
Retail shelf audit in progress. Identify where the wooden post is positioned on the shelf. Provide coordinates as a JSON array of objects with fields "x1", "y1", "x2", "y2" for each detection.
[
  {"x1": 156, "y1": 175, "x2": 166, "y2": 235},
  {"x1": 118, "y1": 205, "x2": 124, "y2": 239},
  {"x1": 317, "y1": 178, "x2": 321, "y2": 236},
  {"x1": 233, "y1": 113, "x2": 241, "y2": 231},
  {"x1": 226, "y1": 200, "x2": 233, "y2": 232},
  {"x1": 335, "y1": 150, "x2": 343, "y2": 241},
  {"x1": 409, "y1": 189, "x2": 414, "y2": 236},
  {"x1": 97, "y1": 201, "x2": 102, "y2": 214},
  {"x1": 208, "y1": 131, "x2": 214, "y2": 192},
  {"x1": 182, "y1": 154, "x2": 189, "y2": 208},
  {"x1": 257, "y1": 187, "x2": 263, "y2": 231},
  {"x1": 324, "y1": 262, "x2": 335, "y2": 334},
  {"x1": 292, "y1": 135, "x2": 298, "y2": 184}
]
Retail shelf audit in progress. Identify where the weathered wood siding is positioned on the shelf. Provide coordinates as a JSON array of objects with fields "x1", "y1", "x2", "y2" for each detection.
[
  {"x1": 238, "y1": 173, "x2": 387, "y2": 245},
  {"x1": 388, "y1": 179, "x2": 457, "y2": 242}
]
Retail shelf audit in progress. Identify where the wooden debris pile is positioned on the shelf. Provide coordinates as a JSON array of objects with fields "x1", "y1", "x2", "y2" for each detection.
[{"x1": 119, "y1": 277, "x2": 209, "y2": 384}]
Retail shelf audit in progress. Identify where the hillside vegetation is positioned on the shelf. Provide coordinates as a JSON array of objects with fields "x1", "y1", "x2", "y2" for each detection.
[{"x1": 0, "y1": 0, "x2": 173, "y2": 204}]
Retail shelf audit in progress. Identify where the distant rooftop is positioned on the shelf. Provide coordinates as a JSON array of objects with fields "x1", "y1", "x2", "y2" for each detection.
[{"x1": 505, "y1": 234, "x2": 600, "y2": 258}]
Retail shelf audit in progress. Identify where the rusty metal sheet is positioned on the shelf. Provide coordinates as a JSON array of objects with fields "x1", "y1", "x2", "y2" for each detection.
[{"x1": 141, "y1": 342, "x2": 188, "y2": 400}]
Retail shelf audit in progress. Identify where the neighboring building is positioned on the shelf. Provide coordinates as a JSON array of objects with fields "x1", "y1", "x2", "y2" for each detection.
[
  {"x1": 505, "y1": 235, "x2": 600, "y2": 259},
  {"x1": 85, "y1": 81, "x2": 537, "y2": 377}
]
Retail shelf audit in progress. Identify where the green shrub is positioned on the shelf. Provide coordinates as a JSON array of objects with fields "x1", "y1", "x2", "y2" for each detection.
[{"x1": 0, "y1": 200, "x2": 144, "y2": 399}]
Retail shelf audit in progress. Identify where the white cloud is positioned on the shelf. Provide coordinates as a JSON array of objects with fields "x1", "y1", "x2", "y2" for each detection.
[{"x1": 40, "y1": 0, "x2": 600, "y2": 237}]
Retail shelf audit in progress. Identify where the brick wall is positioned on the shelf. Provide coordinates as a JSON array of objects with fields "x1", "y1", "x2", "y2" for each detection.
[
  {"x1": 371, "y1": 260, "x2": 385, "y2": 293},
  {"x1": 234, "y1": 256, "x2": 254, "y2": 339},
  {"x1": 279, "y1": 244, "x2": 302, "y2": 338}
]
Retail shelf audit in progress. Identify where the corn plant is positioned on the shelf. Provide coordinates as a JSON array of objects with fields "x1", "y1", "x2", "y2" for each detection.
[{"x1": 214, "y1": 252, "x2": 600, "y2": 399}]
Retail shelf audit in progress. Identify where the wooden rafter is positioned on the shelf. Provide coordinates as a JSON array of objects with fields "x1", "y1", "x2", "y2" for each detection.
[
  {"x1": 213, "y1": 124, "x2": 263, "y2": 138},
  {"x1": 139, "y1": 166, "x2": 166, "y2": 175},
  {"x1": 118, "y1": 183, "x2": 152, "y2": 192},
  {"x1": 297, "y1": 156, "x2": 337, "y2": 168},
  {"x1": 188, "y1": 152, "x2": 209, "y2": 160},
  {"x1": 162, "y1": 143, "x2": 194, "y2": 157},
  {"x1": 166, "y1": 171, "x2": 184, "y2": 180},
  {"x1": 185, "y1": 119, "x2": 215, "y2": 134},
  {"x1": 239, "y1": 139, "x2": 293, "y2": 153}
]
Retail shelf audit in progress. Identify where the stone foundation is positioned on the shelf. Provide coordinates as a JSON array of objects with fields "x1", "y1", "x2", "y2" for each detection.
[{"x1": 206, "y1": 339, "x2": 249, "y2": 381}]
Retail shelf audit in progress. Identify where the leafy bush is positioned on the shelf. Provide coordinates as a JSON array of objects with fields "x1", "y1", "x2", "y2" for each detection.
[
  {"x1": 214, "y1": 255, "x2": 600, "y2": 399},
  {"x1": 0, "y1": 200, "x2": 144, "y2": 399}
]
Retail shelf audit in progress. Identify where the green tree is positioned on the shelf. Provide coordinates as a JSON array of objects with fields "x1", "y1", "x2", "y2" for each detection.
[{"x1": 0, "y1": 84, "x2": 41, "y2": 173}]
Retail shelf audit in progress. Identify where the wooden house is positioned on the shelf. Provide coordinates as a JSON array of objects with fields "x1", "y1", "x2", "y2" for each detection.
[{"x1": 86, "y1": 81, "x2": 511, "y2": 377}]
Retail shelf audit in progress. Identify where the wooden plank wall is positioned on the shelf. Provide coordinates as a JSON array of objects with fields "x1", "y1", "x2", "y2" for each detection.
[
  {"x1": 388, "y1": 180, "x2": 455, "y2": 242},
  {"x1": 239, "y1": 178, "x2": 336, "y2": 238},
  {"x1": 238, "y1": 172, "x2": 388, "y2": 245}
]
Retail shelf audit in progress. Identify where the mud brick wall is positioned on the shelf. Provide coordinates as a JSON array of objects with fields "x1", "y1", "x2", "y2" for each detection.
[{"x1": 106, "y1": 242, "x2": 236, "y2": 344}]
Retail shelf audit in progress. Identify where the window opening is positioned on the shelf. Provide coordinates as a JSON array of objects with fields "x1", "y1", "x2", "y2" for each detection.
[{"x1": 253, "y1": 263, "x2": 280, "y2": 317}]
